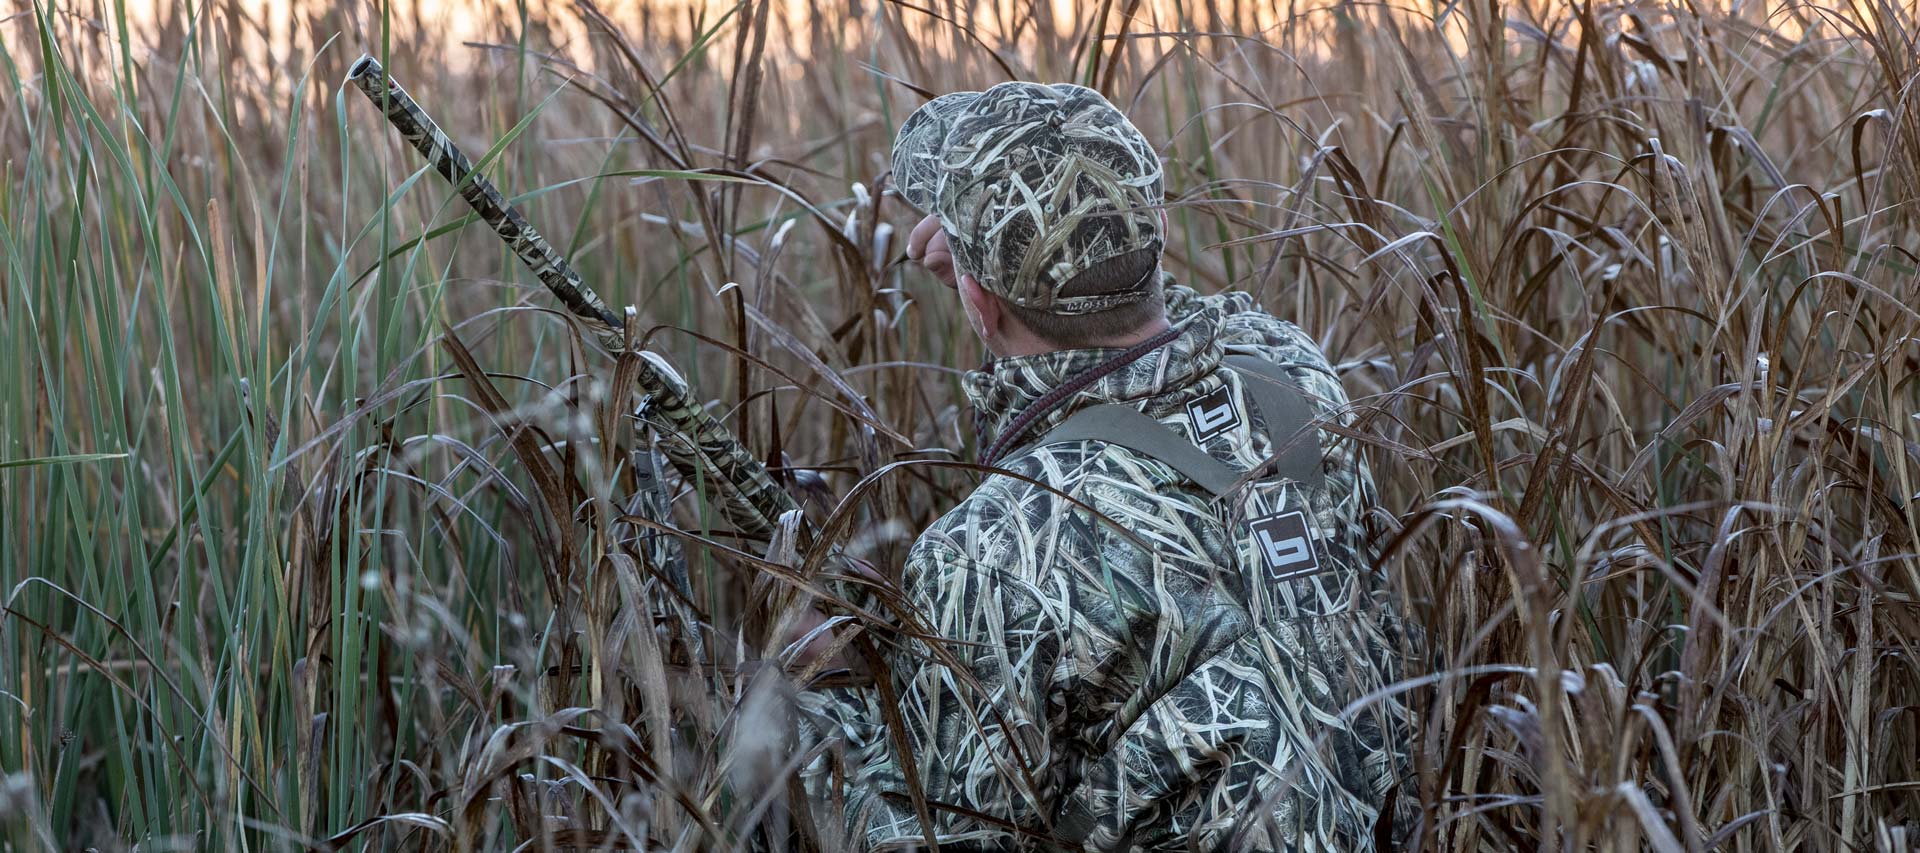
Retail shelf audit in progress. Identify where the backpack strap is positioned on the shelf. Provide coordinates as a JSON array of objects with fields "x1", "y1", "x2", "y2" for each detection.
[
  {"x1": 1010, "y1": 356, "x2": 1326, "y2": 498},
  {"x1": 1223, "y1": 355, "x2": 1326, "y2": 495},
  {"x1": 1026, "y1": 404, "x2": 1245, "y2": 498}
]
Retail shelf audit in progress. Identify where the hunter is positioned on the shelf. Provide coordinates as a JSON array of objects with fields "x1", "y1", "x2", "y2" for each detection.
[{"x1": 801, "y1": 82, "x2": 1410, "y2": 851}]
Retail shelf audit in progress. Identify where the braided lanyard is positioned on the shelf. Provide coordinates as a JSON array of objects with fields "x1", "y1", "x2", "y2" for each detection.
[{"x1": 978, "y1": 323, "x2": 1184, "y2": 467}]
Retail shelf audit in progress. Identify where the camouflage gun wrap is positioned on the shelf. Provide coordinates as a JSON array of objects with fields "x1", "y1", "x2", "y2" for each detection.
[{"x1": 347, "y1": 55, "x2": 798, "y2": 537}]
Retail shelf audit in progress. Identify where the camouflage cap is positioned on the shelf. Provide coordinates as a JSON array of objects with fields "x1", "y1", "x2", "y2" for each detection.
[{"x1": 891, "y1": 82, "x2": 1164, "y2": 315}]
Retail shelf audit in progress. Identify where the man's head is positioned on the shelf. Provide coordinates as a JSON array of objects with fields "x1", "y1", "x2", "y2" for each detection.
[{"x1": 893, "y1": 82, "x2": 1168, "y2": 355}]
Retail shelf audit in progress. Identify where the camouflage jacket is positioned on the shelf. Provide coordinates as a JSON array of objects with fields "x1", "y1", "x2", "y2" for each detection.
[{"x1": 803, "y1": 282, "x2": 1409, "y2": 851}]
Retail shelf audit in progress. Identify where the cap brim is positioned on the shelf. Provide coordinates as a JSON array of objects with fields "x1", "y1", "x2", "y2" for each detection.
[{"x1": 890, "y1": 90, "x2": 979, "y2": 213}]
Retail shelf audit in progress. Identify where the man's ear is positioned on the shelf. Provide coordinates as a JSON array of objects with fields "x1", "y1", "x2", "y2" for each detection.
[{"x1": 957, "y1": 274, "x2": 998, "y2": 341}]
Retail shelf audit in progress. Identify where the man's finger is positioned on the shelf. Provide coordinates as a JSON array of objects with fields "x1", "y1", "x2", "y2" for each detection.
[
  {"x1": 922, "y1": 228, "x2": 958, "y2": 287},
  {"x1": 923, "y1": 249, "x2": 956, "y2": 288},
  {"x1": 906, "y1": 214, "x2": 942, "y2": 261}
]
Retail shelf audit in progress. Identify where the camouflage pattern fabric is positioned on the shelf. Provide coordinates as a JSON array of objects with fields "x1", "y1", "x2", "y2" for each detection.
[
  {"x1": 891, "y1": 83, "x2": 1164, "y2": 315},
  {"x1": 803, "y1": 281, "x2": 1411, "y2": 851}
]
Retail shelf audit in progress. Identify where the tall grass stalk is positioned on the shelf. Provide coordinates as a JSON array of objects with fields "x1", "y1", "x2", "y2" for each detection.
[{"x1": 2, "y1": 0, "x2": 1916, "y2": 849}]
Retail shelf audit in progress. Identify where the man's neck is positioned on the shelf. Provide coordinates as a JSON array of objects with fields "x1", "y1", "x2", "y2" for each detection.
[{"x1": 994, "y1": 315, "x2": 1174, "y2": 359}]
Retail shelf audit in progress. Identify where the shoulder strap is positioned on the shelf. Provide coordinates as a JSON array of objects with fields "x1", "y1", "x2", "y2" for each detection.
[
  {"x1": 1224, "y1": 355, "x2": 1326, "y2": 495},
  {"x1": 1009, "y1": 356, "x2": 1326, "y2": 499},
  {"x1": 1026, "y1": 404, "x2": 1245, "y2": 498}
]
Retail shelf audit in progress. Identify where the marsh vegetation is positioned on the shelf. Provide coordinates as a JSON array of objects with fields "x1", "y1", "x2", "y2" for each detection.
[{"x1": 2, "y1": 0, "x2": 1917, "y2": 848}]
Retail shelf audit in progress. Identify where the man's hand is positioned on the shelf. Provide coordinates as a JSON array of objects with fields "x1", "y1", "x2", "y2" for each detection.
[
  {"x1": 778, "y1": 556, "x2": 889, "y2": 673},
  {"x1": 906, "y1": 214, "x2": 957, "y2": 288},
  {"x1": 781, "y1": 604, "x2": 844, "y2": 668}
]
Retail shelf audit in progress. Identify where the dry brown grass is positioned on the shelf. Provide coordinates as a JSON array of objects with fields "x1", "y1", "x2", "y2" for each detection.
[{"x1": 1, "y1": 0, "x2": 1917, "y2": 849}]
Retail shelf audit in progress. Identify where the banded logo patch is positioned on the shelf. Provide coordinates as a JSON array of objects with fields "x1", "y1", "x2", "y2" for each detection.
[
  {"x1": 1249, "y1": 509, "x2": 1320, "y2": 580},
  {"x1": 1185, "y1": 385, "x2": 1238, "y2": 442}
]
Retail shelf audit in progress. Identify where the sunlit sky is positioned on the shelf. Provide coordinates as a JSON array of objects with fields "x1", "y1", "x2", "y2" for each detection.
[
  {"x1": 77, "y1": 0, "x2": 1337, "y2": 68},
  {"x1": 21, "y1": 0, "x2": 1829, "y2": 93}
]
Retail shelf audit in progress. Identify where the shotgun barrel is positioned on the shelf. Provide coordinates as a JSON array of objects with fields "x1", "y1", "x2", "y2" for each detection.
[{"x1": 346, "y1": 54, "x2": 798, "y2": 537}]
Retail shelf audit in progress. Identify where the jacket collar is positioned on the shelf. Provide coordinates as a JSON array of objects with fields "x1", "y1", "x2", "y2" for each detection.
[{"x1": 964, "y1": 302, "x2": 1225, "y2": 456}]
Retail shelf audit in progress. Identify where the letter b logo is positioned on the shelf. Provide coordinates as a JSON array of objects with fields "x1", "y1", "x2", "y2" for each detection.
[
  {"x1": 1249, "y1": 510, "x2": 1319, "y2": 579},
  {"x1": 1186, "y1": 385, "x2": 1238, "y2": 441}
]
